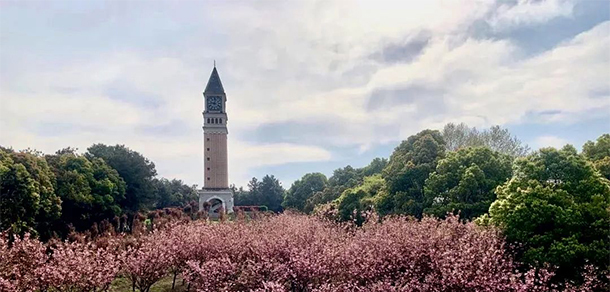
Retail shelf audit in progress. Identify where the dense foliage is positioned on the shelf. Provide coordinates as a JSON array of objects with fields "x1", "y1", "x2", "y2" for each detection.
[
  {"x1": 303, "y1": 158, "x2": 388, "y2": 214},
  {"x1": 424, "y1": 147, "x2": 513, "y2": 220},
  {"x1": 1, "y1": 213, "x2": 604, "y2": 292},
  {"x1": 582, "y1": 134, "x2": 610, "y2": 180},
  {"x1": 86, "y1": 144, "x2": 158, "y2": 212},
  {"x1": 482, "y1": 145, "x2": 610, "y2": 282},
  {"x1": 0, "y1": 149, "x2": 61, "y2": 239},
  {"x1": 282, "y1": 172, "x2": 328, "y2": 212},
  {"x1": 234, "y1": 175, "x2": 285, "y2": 212},
  {"x1": 45, "y1": 150, "x2": 126, "y2": 238},
  {"x1": 377, "y1": 129, "x2": 446, "y2": 218},
  {"x1": 0, "y1": 145, "x2": 198, "y2": 240}
]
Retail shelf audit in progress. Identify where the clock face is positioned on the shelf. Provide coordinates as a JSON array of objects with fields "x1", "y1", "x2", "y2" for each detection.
[{"x1": 207, "y1": 96, "x2": 222, "y2": 112}]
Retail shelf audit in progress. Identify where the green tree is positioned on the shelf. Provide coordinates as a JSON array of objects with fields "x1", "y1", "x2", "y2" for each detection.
[
  {"x1": 423, "y1": 147, "x2": 512, "y2": 220},
  {"x1": 483, "y1": 145, "x2": 610, "y2": 282},
  {"x1": 304, "y1": 166, "x2": 359, "y2": 213},
  {"x1": 234, "y1": 176, "x2": 285, "y2": 212},
  {"x1": 258, "y1": 175, "x2": 285, "y2": 212},
  {"x1": 335, "y1": 174, "x2": 386, "y2": 224},
  {"x1": 360, "y1": 157, "x2": 388, "y2": 177},
  {"x1": 582, "y1": 133, "x2": 610, "y2": 180},
  {"x1": 283, "y1": 172, "x2": 327, "y2": 212},
  {"x1": 378, "y1": 130, "x2": 445, "y2": 218},
  {"x1": 46, "y1": 151, "x2": 126, "y2": 234},
  {"x1": 153, "y1": 178, "x2": 197, "y2": 209},
  {"x1": 0, "y1": 148, "x2": 61, "y2": 239},
  {"x1": 442, "y1": 123, "x2": 529, "y2": 157},
  {"x1": 86, "y1": 144, "x2": 157, "y2": 212}
]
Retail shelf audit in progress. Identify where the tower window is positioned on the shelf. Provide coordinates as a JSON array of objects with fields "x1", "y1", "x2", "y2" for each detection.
[
  {"x1": 207, "y1": 157, "x2": 210, "y2": 161},
  {"x1": 220, "y1": 118, "x2": 222, "y2": 123},
  {"x1": 207, "y1": 177, "x2": 210, "y2": 181},
  {"x1": 207, "y1": 167, "x2": 210, "y2": 171},
  {"x1": 207, "y1": 138, "x2": 210, "y2": 141},
  {"x1": 207, "y1": 118, "x2": 210, "y2": 124},
  {"x1": 207, "y1": 148, "x2": 210, "y2": 151},
  {"x1": 215, "y1": 118, "x2": 218, "y2": 123}
]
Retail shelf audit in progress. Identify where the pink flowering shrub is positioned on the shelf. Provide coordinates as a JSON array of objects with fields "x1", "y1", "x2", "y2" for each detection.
[
  {"x1": 41, "y1": 240, "x2": 121, "y2": 292},
  {"x1": 121, "y1": 232, "x2": 174, "y2": 292},
  {"x1": 0, "y1": 233, "x2": 47, "y2": 292},
  {"x1": 0, "y1": 214, "x2": 606, "y2": 292}
]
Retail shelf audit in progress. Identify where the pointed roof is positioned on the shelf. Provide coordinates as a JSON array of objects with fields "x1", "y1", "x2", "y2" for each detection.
[{"x1": 204, "y1": 66, "x2": 225, "y2": 95}]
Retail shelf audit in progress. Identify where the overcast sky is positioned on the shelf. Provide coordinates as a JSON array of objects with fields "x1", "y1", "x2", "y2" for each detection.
[{"x1": 1, "y1": 0, "x2": 609, "y2": 188}]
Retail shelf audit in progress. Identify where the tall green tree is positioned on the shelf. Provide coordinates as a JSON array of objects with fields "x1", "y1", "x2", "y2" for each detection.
[
  {"x1": 257, "y1": 175, "x2": 285, "y2": 212},
  {"x1": 46, "y1": 151, "x2": 126, "y2": 234},
  {"x1": 423, "y1": 147, "x2": 512, "y2": 220},
  {"x1": 582, "y1": 133, "x2": 610, "y2": 180},
  {"x1": 85, "y1": 144, "x2": 157, "y2": 212},
  {"x1": 377, "y1": 130, "x2": 445, "y2": 218},
  {"x1": 483, "y1": 145, "x2": 610, "y2": 282},
  {"x1": 0, "y1": 148, "x2": 61, "y2": 239},
  {"x1": 283, "y1": 172, "x2": 327, "y2": 212},
  {"x1": 442, "y1": 123, "x2": 529, "y2": 157}
]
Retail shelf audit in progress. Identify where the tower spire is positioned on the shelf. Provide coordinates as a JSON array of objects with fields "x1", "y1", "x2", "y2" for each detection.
[{"x1": 204, "y1": 66, "x2": 225, "y2": 94}]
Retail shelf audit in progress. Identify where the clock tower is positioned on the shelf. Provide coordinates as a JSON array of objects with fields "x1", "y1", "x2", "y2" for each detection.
[{"x1": 198, "y1": 65, "x2": 234, "y2": 215}]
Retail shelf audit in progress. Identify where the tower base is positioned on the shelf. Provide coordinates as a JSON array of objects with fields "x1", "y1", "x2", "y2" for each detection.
[{"x1": 198, "y1": 188, "x2": 234, "y2": 216}]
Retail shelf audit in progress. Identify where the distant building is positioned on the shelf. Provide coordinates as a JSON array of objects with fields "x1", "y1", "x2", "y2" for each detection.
[{"x1": 198, "y1": 65, "x2": 234, "y2": 215}]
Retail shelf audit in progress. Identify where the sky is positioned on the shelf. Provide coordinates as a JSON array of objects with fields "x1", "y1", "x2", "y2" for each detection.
[{"x1": 1, "y1": 0, "x2": 609, "y2": 188}]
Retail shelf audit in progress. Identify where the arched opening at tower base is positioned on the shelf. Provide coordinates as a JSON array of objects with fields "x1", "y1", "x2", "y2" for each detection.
[{"x1": 198, "y1": 189, "x2": 234, "y2": 217}]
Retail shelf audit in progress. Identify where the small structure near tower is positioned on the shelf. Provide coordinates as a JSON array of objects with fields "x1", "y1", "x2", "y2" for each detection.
[{"x1": 198, "y1": 65, "x2": 234, "y2": 216}]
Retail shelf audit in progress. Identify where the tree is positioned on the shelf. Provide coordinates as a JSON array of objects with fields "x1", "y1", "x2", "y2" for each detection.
[
  {"x1": 360, "y1": 157, "x2": 388, "y2": 177},
  {"x1": 153, "y1": 178, "x2": 197, "y2": 209},
  {"x1": 0, "y1": 149, "x2": 61, "y2": 239},
  {"x1": 582, "y1": 133, "x2": 610, "y2": 180},
  {"x1": 233, "y1": 176, "x2": 285, "y2": 212},
  {"x1": 304, "y1": 166, "x2": 359, "y2": 213},
  {"x1": 86, "y1": 144, "x2": 157, "y2": 212},
  {"x1": 257, "y1": 175, "x2": 285, "y2": 212},
  {"x1": 45, "y1": 151, "x2": 126, "y2": 235},
  {"x1": 282, "y1": 173, "x2": 327, "y2": 212},
  {"x1": 442, "y1": 123, "x2": 529, "y2": 157},
  {"x1": 378, "y1": 130, "x2": 445, "y2": 218},
  {"x1": 483, "y1": 145, "x2": 610, "y2": 282},
  {"x1": 305, "y1": 158, "x2": 388, "y2": 213},
  {"x1": 423, "y1": 147, "x2": 512, "y2": 220},
  {"x1": 335, "y1": 174, "x2": 385, "y2": 224}
]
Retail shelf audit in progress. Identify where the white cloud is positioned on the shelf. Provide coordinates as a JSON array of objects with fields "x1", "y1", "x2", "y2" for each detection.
[
  {"x1": 534, "y1": 135, "x2": 569, "y2": 149},
  {"x1": 1, "y1": 0, "x2": 607, "y2": 186},
  {"x1": 489, "y1": 0, "x2": 575, "y2": 32}
]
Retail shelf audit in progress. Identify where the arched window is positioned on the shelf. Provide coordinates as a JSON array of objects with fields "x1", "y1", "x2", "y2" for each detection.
[
  {"x1": 207, "y1": 118, "x2": 210, "y2": 124},
  {"x1": 215, "y1": 118, "x2": 219, "y2": 123},
  {"x1": 219, "y1": 118, "x2": 222, "y2": 123}
]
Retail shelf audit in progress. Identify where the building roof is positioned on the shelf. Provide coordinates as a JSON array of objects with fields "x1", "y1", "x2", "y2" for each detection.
[{"x1": 204, "y1": 67, "x2": 225, "y2": 95}]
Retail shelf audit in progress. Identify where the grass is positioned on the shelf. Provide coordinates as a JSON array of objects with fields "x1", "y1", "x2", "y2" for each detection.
[{"x1": 109, "y1": 275, "x2": 188, "y2": 292}]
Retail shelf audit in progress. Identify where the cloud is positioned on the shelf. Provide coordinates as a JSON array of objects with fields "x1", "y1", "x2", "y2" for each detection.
[
  {"x1": 489, "y1": 0, "x2": 575, "y2": 32},
  {"x1": 534, "y1": 135, "x2": 569, "y2": 149},
  {"x1": 1, "y1": 0, "x2": 608, "y2": 186}
]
